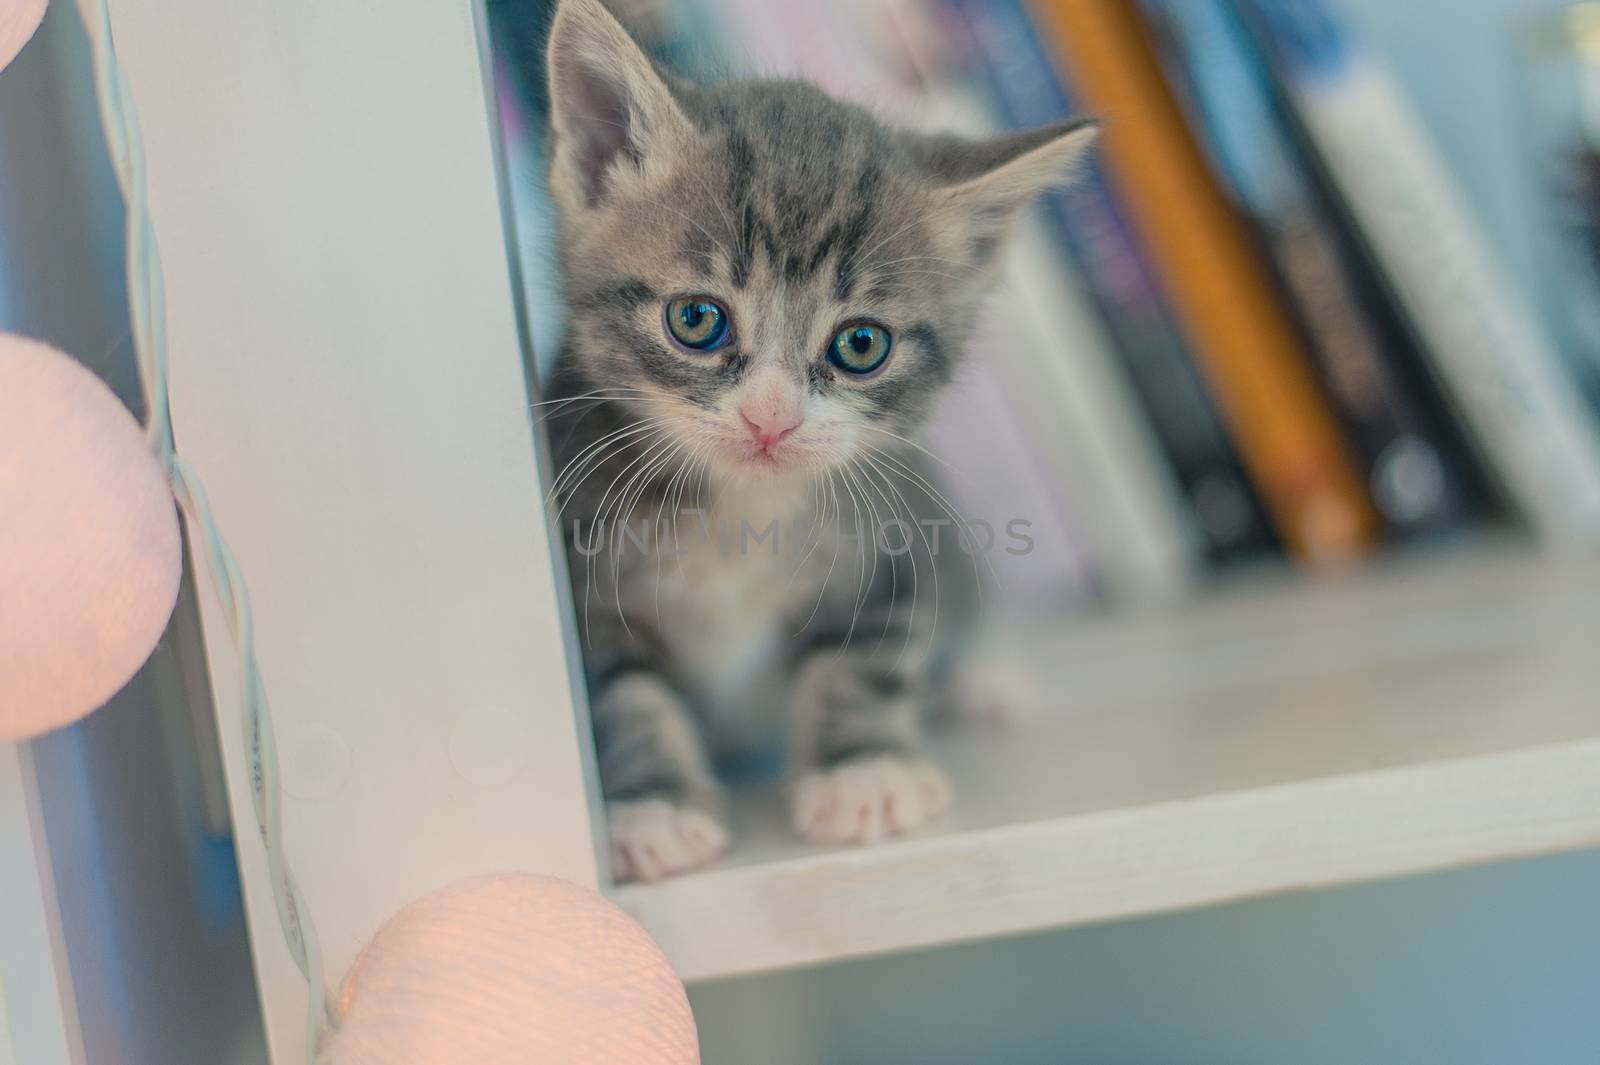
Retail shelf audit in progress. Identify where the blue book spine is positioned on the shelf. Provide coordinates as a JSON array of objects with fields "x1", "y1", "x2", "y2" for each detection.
[
  {"x1": 1232, "y1": 0, "x2": 1353, "y2": 82},
  {"x1": 1145, "y1": 0, "x2": 1478, "y2": 538},
  {"x1": 942, "y1": 0, "x2": 1277, "y2": 563}
]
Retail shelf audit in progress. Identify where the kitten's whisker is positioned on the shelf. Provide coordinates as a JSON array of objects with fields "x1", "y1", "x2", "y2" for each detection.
[
  {"x1": 840, "y1": 213, "x2": 926, "y2": 278},
  {"x1": 551, "y1": 435, "x2": 657, "y2": 533},
  {"x1": 536, "y1": 398, "x2": 609, "y2": 426},
  {"x1": 782, "y1": 470, "x2": 827, "y2": 594},
  {"x1": 582, "y1": 432, "x2": 676, "y2": 647},
  {"x1": 547, "y1": 419, "x2": 664, "y2": 516},
  {"x1": 551, "y1": 396, "x2": 637, "y2": 459},
  {"x1": 634, "y1": 193, "x2": 735, "y2": 264},
  {"x1": 831, "y1": 467, "x2": 873, "y2": 659},
  {"x1": 868, "y1": 264, "x2": 965, "y2": 279},
  {"x1": 577, "y1": 432, "x2": 669, "y2": 569},
  {"x1": 691, "y1": 441, "x2": 712, "y2": 512},
  {"x1": 860, "y1": 425, "x2": 968, "y2": 482},
  {"x1": 859, "y1": 454, "x2": 938, "y2": 670},
  {"x1": 529, "y1": 386, "x2": 649, "y2": 411},
  {"x1": 671, "y1": 442, "x2": 713, "y2": 590},
  {"x1": 683, "y1": 168, "x2": 739, "y2": 259},
  {"x1": 532, "y1": 388, "x2": 651, "y2": 426},
  {"x1": 867, "y1": 254, "x2": 971, "y2": 272},
  {"x1": 561, "y1": 110, "x2": 635, "y2": 135},
  {"x1": 708, "y1": 195, "x2": 738, "y2": 257},
  {"x1": 857, "y1": 268, "x2": 965, "y2": 288},
  {"x1": 847, "y1": 456, "x2": 906, "y2": 661},
  {"x1": 656, "y1": 440, "x2": 707, "y2": 627},
  {"x1": 868, "y1": 445, "x2": 990, "y2": 617},
  {"x1": 793, "y1": 470, "x2": 844, "y2": 640},
  {"x1": 842, "y1": 458, "x2": 897, "y2": 661},
  {"x1": 570, "y1": 442, "x2": 653, "y2": 572},
  {"x1": 600, "y1": 434, "x2": 680, "y2": 603},
  {"x1": 628, "y1": 439, "x2": 688, "y2": 556},
  {"x1": 547, "y1": 417, "x2": 654, "y2": 507},
  {"x1": 614, "y1": 439, "x2": 686, "y2": 632}
]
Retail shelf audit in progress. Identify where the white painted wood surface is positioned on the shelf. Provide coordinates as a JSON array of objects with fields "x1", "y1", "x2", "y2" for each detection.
[
  {"x1": 620, "y1": 550, "x2": 1600, "y2": 982},
  {"x1": 101, "y1": 2, "x2": 604, "y2": 1061},
  {"x1": 0, "y1": 745, "x2": 83, "y2": 1065}
]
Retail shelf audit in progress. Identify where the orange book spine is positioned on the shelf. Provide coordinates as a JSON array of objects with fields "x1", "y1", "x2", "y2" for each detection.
[{"x1": 1028, "y1": 0, "x2": 1377, "y2": 561}]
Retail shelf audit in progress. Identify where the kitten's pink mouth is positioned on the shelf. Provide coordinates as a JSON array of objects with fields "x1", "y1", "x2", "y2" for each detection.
[
  {"x1": 740, "y1": 448, "x2": 789, "y2": 471},
  {"x1": 728, "y1": 441, "x2": 799, "y2": 475}
]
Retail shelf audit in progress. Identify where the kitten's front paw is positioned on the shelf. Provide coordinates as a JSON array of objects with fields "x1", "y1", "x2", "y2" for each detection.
[
  {"x1": 793, "y1": 756, "x2": 953, "y2": 845},
  {"x1": 608, "y1": 799, "x2": 729, "y2": 883}
]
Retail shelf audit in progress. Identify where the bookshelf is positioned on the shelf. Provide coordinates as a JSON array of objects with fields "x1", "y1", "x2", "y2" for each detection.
[{"x1": 619, "y1": 547, "x2": 1600, "y2": 981}]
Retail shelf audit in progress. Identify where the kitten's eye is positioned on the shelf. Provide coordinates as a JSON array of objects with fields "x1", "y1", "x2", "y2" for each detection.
[
  {"x1": 828, "y1": 323, "x2": 893, "y2": 375},
  {"x1": 665, "y1": 297, "x2": 731, "y2": 352}
]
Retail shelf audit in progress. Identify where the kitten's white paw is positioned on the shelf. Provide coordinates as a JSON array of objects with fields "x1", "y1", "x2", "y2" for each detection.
[
  {"x1": 608, "y1": 799, "x2": 728, "y2": 883},
  {"x1": 793, "y1": 756, "x2": 953, "y2": 845}
]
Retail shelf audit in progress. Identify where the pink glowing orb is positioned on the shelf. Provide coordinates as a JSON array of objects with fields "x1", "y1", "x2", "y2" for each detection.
[
  {"x1": 328, "y1": 875, "x2": 700, "y2": 1064},
  {"x1": 0, "y1": 0, "x2": 46, "y2": 74},
  {"x1": 0, "y1": 334, "x2": 181, "y2": 741}
]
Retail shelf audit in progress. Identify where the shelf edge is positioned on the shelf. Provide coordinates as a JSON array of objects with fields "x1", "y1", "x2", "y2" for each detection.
[{"x1": 618, "y1": 738, "x2": 1600, "y2": 983}]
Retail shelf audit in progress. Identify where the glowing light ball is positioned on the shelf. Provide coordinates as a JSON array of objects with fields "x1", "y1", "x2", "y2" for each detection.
[
  {"x1": 0, "y1": 0, "x2": 46, "y2": 74},
  {"x1": 0, "y1": 334, "x2": 181, "y2": 741},
  {"x1": 327, "y1": 875, "x2": 699, "y2": 1064}
]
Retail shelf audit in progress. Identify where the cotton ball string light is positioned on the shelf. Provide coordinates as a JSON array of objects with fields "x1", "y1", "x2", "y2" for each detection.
[
  {"x1": 0, "y1": 334, "x2": 181, "y2": 742},
  {"x1": 325, "y1": 875, "x2": 700, "y2": 1064},
  {"x1": 0, "y1": 0, "x2": 46, "y2": 73}
]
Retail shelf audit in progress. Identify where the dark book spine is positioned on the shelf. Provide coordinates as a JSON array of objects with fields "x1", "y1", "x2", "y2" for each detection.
[
  {"x1": 940, "y1": 0, "x2": 1278, "y2": 565},
  {"x1": 1142, "y1": 0, "x2": 1481, "y2": 539}
]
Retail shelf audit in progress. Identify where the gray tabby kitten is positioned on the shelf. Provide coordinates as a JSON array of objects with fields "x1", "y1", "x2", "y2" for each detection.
[{"x1": 542, "y1": 0, "x2": 1095, "y2": 881}]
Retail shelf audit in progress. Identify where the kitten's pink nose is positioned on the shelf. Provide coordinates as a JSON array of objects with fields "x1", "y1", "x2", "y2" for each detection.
[{"x1": 740, "y1": 405, "x2": 802, "y2": 452}]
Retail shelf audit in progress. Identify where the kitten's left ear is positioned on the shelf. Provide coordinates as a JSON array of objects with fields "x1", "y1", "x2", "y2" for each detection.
[
  {"x1": 903, "y1": 118, "x2": 1100, "y2": 261},
  {"x1": 546, "y1": 0, "x2": 694, "y2": 211}
]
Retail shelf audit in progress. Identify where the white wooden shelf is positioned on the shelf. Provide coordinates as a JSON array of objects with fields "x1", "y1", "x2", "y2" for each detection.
[{"x1": 617, "y1": 549, "x2": 1600, "y2": 983}]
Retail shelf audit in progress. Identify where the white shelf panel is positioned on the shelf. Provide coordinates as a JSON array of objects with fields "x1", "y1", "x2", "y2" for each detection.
[{"x1": 617, "y1": 550, "x2": 1600, "y2": 983}]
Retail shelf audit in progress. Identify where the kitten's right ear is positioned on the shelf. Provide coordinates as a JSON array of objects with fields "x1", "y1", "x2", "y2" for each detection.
[
  {"x1": 903, "y1": 118, "x2": 1099, "y2": 267},
  {"x1": 546, "y1": 0, "x2": 692, "y2": 211}
]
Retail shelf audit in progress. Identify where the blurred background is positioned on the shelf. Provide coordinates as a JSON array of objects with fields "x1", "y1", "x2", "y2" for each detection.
[{"x1": 4, "y1": 0, "x2": 1600, "y2": 1062}]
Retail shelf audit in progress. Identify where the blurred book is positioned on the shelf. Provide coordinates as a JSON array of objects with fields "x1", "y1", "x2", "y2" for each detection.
[
  {"x1": 1029, "y1": 0, "x2": 1380, "y2": 564},
  {"x1": 1234, "y1": 0, "x2": 1600, "y2": 543},
  {"x1": 938, "y1": 0, "x2": 1279, "y2": 569},
  {"x1": 1141, "y1": 0, "x2": 1482, "y2": 542}
]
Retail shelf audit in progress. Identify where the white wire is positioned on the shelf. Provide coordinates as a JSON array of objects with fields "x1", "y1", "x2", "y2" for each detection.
[{"x1": 73, "y1": 1, "x2": 337, "y2": 1060}]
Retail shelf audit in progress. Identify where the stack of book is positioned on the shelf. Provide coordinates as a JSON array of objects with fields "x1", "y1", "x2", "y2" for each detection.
[{"x1": 491, "y1": 0, "x2": 1600, "y2": 611}]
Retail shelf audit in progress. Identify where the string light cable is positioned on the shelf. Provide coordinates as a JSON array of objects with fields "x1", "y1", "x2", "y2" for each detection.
[{"x1": 73, "y1": 0, "x2": 337, "y2": 1058}]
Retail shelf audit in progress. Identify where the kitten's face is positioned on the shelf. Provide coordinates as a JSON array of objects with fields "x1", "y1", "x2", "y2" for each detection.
[
  {"x1": 546, "y1": 0, "x2": 1094, "y2": 482},
  {"x1": 559, "y1": 82, "x2": 969, "y2": 481}
]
